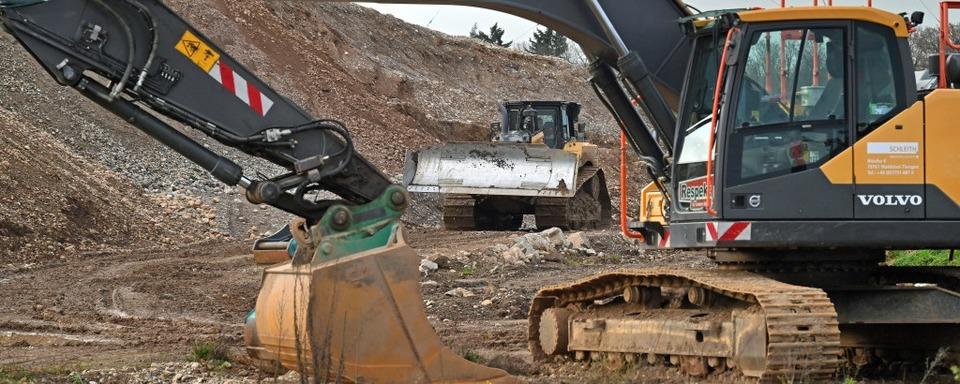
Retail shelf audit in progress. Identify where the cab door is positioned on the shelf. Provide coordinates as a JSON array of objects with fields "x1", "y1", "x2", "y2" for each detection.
[
  {"x1": 849, "y1": 23, "x2": 922, "y2": 219},
  {"x1": 721, "y1": 24, "x2": 854, "y2": 220}
]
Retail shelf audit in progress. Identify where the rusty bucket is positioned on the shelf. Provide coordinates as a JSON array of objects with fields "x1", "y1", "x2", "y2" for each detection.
[{"x1": 245, "y1": 228, "x2": 516, "y2": 383}]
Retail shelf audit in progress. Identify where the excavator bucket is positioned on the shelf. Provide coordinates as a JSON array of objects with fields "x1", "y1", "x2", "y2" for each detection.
[
  {"x1": 244, "y1": 188, "x2": 515, "y2": 383},
  {"x1": 404, "y1": 142, "x2": 579, "y2": 198}
]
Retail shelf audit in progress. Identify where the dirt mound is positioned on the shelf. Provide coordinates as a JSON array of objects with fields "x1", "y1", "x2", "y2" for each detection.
[{"x1": 0, "y1": 108, "x2": 209, "y2": 262}]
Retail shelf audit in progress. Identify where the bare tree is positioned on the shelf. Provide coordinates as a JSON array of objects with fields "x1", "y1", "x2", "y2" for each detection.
[{"x1": 910, "y1": 24, "x2": 960, "y2": 70}]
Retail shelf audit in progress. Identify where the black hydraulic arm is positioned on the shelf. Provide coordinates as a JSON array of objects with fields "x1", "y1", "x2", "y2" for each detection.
[{"x1": 0, "y1": 0, "x2": 391, "y2": 221}]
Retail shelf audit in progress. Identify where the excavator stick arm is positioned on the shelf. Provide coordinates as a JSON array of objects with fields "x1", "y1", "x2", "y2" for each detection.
[{"x1": 0, "y1": 0, "x2": 391, "y2": 220}]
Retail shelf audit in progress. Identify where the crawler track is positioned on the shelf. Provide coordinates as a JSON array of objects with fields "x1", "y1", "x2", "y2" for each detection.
[
  {"x1": 528, "y1": 269, "x2": 842, "y2": 383},
  {"x1": 442, "y1": 194, "x2": 479, "y2": 230}
]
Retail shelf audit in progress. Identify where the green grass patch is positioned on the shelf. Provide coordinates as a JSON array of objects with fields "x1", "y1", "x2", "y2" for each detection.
[
  {"x1": 190, "y1": 340, "x2": 232, "y2": 370},
  {"x1": 462, "y1": 351, "x2": 482, "y2": 363},
  {"x1": 460, "y1": 265, "x2": 476, "y2": 277},
  {"x1": 889, "y1": 250, "x2": 960, "y2": 267}
]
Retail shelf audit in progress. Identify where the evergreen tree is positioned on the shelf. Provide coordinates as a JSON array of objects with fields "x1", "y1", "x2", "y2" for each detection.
[
  {"x1": 524, "y1": 27, "x2": 569, "y2": 58},
  {"x1": 469, "y1": 23, "x2": 512, "y2": 48}
]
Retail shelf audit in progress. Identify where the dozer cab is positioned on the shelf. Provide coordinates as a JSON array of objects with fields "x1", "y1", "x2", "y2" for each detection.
[{"x1": 404, "y1": 101, "x2": 612, "y2": 230}]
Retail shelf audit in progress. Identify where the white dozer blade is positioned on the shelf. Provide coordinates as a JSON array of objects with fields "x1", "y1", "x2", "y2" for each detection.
[{"x1": 403, "y1": 142, "x2": 579, "y2": 198}]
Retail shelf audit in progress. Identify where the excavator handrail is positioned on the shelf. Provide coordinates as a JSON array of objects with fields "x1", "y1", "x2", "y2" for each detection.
[
  {"x1": 705, "y1": 26, "x2": 738, "y2": 217},
  {"x1": 619, "y1": 131, "x2": 645, "y2": 241},
  {"x1": 940, "y1": 1, "x2": 960, "y2": 88}
]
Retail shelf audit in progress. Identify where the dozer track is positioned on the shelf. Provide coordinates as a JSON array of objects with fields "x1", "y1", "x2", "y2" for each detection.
[
  {"x1": 442, "y1": 194, "x2": 523, "y2": 231},
  {"x1": 443, "y1": 194, "x2": 480, "y2": 230},
  {"x1": 535, "y1": 166, "x2": 611, "y2": 230},
  {"x1": 528, "y1": 269, "x2": 842, "y2": 383}
]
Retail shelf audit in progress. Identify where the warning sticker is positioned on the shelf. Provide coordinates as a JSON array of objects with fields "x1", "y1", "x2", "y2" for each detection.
[{"x1": 175, "y1": 30, "x2": 220, "y2": 72}]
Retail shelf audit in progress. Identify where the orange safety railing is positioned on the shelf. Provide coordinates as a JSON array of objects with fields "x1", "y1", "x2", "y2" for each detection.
[
  {"x1": 705, "y1": 27, "x2": 738, "y2": 217},
  {"x1": 941, "y1": 2, "x2": 960, "y2": 88},
  {"x1": 619, "y1": 131, "x2": 645, "y2": 240}
]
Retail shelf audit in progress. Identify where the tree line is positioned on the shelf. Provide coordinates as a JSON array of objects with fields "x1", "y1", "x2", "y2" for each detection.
[{"x1": 469, "y1": 23, "x2": 584, "y2": 65}]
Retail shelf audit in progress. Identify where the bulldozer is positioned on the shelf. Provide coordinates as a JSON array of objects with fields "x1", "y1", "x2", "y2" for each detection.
[
  {"x1": 404, "y1": 100, "x2": 612, "y2": 230},
  {"x1": 4, "y1": 0, "x2": 960, "y2": 382}
]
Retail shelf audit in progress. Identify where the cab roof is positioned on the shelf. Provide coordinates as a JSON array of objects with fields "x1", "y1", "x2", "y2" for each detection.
[
  {"x1": 737, "y1": 6, "x2": 910, "y2": 37},
  {"x1": 503, "y1": 101, "x2": 578, "y2": 107}
]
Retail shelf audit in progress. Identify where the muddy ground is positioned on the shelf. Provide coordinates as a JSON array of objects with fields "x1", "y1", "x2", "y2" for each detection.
[
  {"x1": 1, "y1": 227, "x2": 955, "y2": 384},
  {"x1": 0, "y1": 226, "x2": 705, "y2": 383}
]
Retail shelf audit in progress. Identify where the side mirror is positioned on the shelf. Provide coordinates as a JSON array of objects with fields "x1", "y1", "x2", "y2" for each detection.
[
  {"x1": 911, "y1": 11, "x2": 925, "y2": 27},
  {"x1": 576, "y1": 122, "x2": 588, "y2": 141}
]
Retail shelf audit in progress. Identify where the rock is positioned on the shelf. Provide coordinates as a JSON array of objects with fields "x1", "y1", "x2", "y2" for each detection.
[
  {"x1": 501, "y1": 244, "x2": 533, "y2": 265},
  {"x1": 419, "y1": 258, "x2": 439, "y2": 273},
  {"x1": 444, "y1": 287, "x2": 475, "y2": 297},
  {"x1": 539, "y1": 227, "x2": 566, "y2": 246},
  {"x1": 567, "y1": 231, "x2": 591, "y2": 249},
  {"x1": 420, "y1": 280, "x2": 439, "y2": 287},
  {"x1": 481, "y1": 299, "x2": 493, "y2": 306},
  {"x1": 428, "y1": 255, "x2": 452, "y2": 269},
  {"x1": 511, "y1": 233, "x2": 550, "y2": 254},
  {"x1": 490, "y1": 244, "x2": 509, "y2": 253}
]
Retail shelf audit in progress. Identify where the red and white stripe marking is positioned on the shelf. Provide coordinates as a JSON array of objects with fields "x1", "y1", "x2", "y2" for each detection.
[
  {"x1": 658, "y1": 229, "x2": 671, "y2": 248},
  {"x1": 705, "y1": 221, "x2": 752, "y2": 242},
  {"x1": 208, "y1": 61, "x2": 274, "y2": 117}
]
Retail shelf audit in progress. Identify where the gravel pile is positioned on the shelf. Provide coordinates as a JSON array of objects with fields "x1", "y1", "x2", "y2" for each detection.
[{"x1": 0, "y1": 108, "x2": 209, "y2": 262}]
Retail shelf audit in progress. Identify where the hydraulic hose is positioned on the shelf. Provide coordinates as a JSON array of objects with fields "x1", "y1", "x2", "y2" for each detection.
[
  {"x1": 123, "y1": 0, "x2": 158, "y2": 92},
  {"x1": 91, "y1": 0, "x2": 135, "y2": 100}
]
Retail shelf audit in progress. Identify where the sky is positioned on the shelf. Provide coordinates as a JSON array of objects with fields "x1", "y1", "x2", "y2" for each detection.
[{"x1": 358, "y1": 0, "x2": 943, "y2": 44}]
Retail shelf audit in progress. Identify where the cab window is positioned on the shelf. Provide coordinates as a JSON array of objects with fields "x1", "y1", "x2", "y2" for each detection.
[
  {"x1": 855, "y1": 23, "x2": 903, "y2": 136},
  {"x1": 728, "y1": 27, "x2": 849, "y2": 185},
  {"x1": 674, "y1": 35, "x2": 721, "y2": 213}
]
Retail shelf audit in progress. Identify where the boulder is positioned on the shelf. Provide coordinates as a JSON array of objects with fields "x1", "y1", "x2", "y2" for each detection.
[
  {"x1": 419, "y1": 258, "x2": 439, "y2": 273},
  {"x1": 444, "y1": 287, "x2": 476, "y2": 297},
  {"x1": 567, "y1": 231, "x2": 591, "y2": 250}
]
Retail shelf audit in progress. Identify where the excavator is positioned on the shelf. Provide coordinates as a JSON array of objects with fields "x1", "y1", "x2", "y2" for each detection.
[
  {"x1": 2, "y1": 0, "x2": 960, "y2": 383},
  {"x1": 405, "y1": 100, "x2": 612, "y2": 231}
]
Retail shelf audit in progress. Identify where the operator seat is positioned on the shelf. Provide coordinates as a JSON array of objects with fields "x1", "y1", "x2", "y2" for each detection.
[{"x1": 808, "y1": 40, "x2": 844, "y2": 120}]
